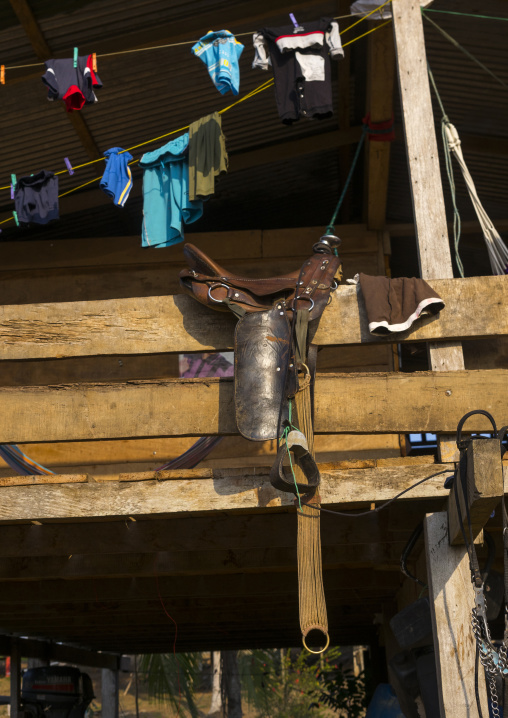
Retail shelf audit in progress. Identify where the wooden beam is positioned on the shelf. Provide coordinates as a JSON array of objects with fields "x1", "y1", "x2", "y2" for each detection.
[
  {"x1": 392, "y1": 0, "x2": 464, "y2": 373},
  {"x1": 0, "y1": 462, "x2": 454, "y2": 522},
  {"x1": 101, "y1": 670, "x2": 119, "y2": 718},
  {"x1": 424, "y1": 512, "x2": 488, "y2": 716},
  {"x1": 388, "y1": 219, "x2": 508, "y2": 237},
  {"x1": 0, "y1": 370, "x2": 506, "y2": 443},
  {"x1": 10, "y1": 638, "x2": 21, "y2": 718},
  {"x1": 365, "y1": 21, "x2": 395, "y2": 229},
  {"x1": 0, "y1": 543, "x2": 408, "y2": 581},
  {"x1": 0, "y1": 496, "x2": 434, "y2": 557},
  {"x1": 1, "y1": 276, "x2": 505, "y2": 360},
  {"x1": 8, "y1": 0, "x2": 101, "y2": 160},
  {"x1": 0, "y1": 570, "x2": 402, "y2": 604},
  {"x1": 447, "y1": 438, "x2": 504, "y2": 545}
]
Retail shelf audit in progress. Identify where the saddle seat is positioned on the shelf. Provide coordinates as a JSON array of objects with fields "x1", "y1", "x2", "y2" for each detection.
[{"x1": 179, "y1": 243, "x2": 340, "y2": 319}]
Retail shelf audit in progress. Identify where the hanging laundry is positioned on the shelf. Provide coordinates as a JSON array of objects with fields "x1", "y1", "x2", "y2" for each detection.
[
  {"x1": 139, "y1": 133, "x2": 202, "y2": 248},
  {"x1": 42, "y1": 54, "x2": 102, "y2": 112},
  {"x1": 14, "y1": 171, "x2": 59, "y2": 225},
  {"x1": 188, "y1": 111, "x2": 228, "y2": 201},
  {"x1": 347, "y1": 273, "x2": 444, "y2": 335},
  {"x1": 253, "y1": 18, "x2": 344, "y2": 124},
  {"x1": 100, "y1": 148, "x2": 133, "y2": 207},
  {"x1": 192, "y1": 30, "x2": 244, "y2": 95}
]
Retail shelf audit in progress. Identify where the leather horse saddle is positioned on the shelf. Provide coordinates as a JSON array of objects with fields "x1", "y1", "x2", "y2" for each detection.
[{"x1": 179, "y1": 235, "x2": 342, "y2": 494}]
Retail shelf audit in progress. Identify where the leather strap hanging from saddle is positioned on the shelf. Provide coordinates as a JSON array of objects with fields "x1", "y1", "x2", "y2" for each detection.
[{"x1": 179, "y1": 242, "x2": 341, "y2": 447}]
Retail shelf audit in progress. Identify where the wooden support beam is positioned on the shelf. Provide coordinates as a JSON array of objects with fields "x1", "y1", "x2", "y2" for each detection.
[
  {"x1": 365, "y1": 21, "x2": 395, "y2": 230},
  {"x1": 392, "y1": 0, "x2": 464, "y2": 373},
  {"x1": 424, "y1": 512, "x2": 488, "y2": 716},
  {"x1": 447, "y1": 438, "x2": 504, "y2": 545},
  {"x1": 1, "y1": 276, "x2": 505, "y2": 360},
  {"x1": 10, "y1": 638, "x2": 20, "y2": 718},
  {"x1": 0, "y1": 370, "x2": 505, "y2": 443},
  {"x1": 101, "y1": 669, "x2": 119, "y2": 718},
  {"x1": 0, "y1": 462, "x2": 454, "y2": 522}
]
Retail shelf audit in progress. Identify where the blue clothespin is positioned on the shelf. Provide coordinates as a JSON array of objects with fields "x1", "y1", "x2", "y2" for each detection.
[
  {"x1": 289, "y1": 13, "x2": 304, "y2": 32},
  {"x1": 73, "y1": 47, "x2": 78, "y2": 68},
  {"x1": 10, "y1": 173, "x2": 16, "y2": 199},
  {"x1": 12, "y1": 211, "x2": 19, "y2": 227},
  {"x1": 64, "y1": 157, "x2": 74, "y2": 176}
]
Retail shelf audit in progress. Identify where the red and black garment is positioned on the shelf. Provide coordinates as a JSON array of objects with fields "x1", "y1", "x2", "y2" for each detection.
[{"x1": 42, "y1": 54, "x2": 102, "y2": 112}]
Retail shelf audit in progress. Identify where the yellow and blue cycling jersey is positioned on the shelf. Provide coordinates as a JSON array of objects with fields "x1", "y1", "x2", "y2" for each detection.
[{"x1": 192, "y1": 30, "x2": 244, "y2": 96}]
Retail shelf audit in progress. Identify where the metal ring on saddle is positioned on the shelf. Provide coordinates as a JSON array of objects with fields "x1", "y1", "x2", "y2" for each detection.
[
  {"x1": 293, "y1": 295, "x2": 315, "y2": 312},
  {"x1": 207, "y1": 283, "x2": 230, "y2": 304}
]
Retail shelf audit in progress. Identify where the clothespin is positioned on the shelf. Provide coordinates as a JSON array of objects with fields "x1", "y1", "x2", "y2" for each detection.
[
  {"x1": 289, "y1": 13, "x2": 304, "y2": 32},
  {"x1": 0, "y1": 65, "x2": 5, "y2": 85},
  {"x1": 12, "y1": 211, "x2": 19, "y2": 227},
  {"x1": 64, "y1": 157, "x2": 74, "y2": 176},
  {"x1": 92, "y1": 53, "x2": 97, "y2": 72},
  {"x1": 10, "y1": 174, "x2": 16, "y2": 199},
  {"x1": 73, "y1": 47, "x2": 78, "y2": 68}
]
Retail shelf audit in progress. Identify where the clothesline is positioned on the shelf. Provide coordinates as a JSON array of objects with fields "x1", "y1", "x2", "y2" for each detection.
[
  {"x1": 0, "y1": 18, "x2": 390, "y2": 227},
  {"x1": 1, "y1": 1, "x2": 391, "y2": 73}
]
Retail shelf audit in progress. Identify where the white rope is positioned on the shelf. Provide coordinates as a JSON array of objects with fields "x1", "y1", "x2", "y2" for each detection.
[{"x1": 443, "y1": 121, "x2": 508, "y2": 276}]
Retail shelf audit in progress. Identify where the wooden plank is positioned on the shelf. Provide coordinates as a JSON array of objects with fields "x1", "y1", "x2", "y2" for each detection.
[
  {"x1": 0, "y1": 253, "x2": 380, "y2": 306},
  {"x1": 0, "y1": 570, "x2": 402, "y2": 603},
  {"x1": 102, "y1": 669, "x2": 119, "y2": 718},
  {"x1": 0, "y1": 226, "x2": 374, "y2": 272},
  {"x1": 392, "y1": 0, "x2": 465, "y2": 373},
  {"x1": 0, "y1": 370, "x2": 506, "y2": 442},
  {"x1": 388, "y1": 219, "x2": 508, "y2": 237},
  {"x1": 1, "y1": 276, "x2": 505, "y2": 360},
  {"x1": 0, "y1": 543, "x2": 408, "y2": 581},
  {"x1": 424, "y1": 512, "x2": 488, "y2": 717},
  {"x1": 365, "y1": 22, "x2": 395, "y2": 229},
  {"x1": 0, "y1": 463, "x2": 453, "y2": 522},
  {"x1": 0, "y1": 498, "x2": 432, "y2": 558},
  {"x1": 447, "y1": 439, "x2": 504, "y2": 545}
]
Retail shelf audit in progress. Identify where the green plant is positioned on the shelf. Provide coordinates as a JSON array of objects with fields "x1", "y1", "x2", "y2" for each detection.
[
  {"x1": 318, "y1": 661, "x2": 367, "y2": 718},
  {"x1": 139, "y1": 652, "x2": 201, "y2": 718}
]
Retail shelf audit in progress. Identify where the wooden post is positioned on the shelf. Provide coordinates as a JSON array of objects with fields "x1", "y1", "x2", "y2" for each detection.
[
  {"x1": 424, "y1": 512, "x2": 489, "y2": 716},
  {"x1": 447, "y1": 438, "x2": 503, "y2": 545},
  {"x1": 392, "y1": 0, "x2": 464, "y2": 373},
  {"x1": 365, "y1": 22, "x2": 395, "y2": 230},
  {"x1": 10, "y1": 638, "x2": 21, "y2": 718},
  {"x1": 101, "y1": 668, "x2": 119, "y2": 718}
]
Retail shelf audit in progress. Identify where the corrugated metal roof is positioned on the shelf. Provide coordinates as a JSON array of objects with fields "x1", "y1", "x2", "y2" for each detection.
[{"x1": 0, "y1": 0, "x2": 506, "y2": 270}]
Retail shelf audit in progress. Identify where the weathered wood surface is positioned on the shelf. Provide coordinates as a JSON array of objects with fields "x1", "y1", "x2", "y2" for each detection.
[
  {"x1": 366, "y1": 22, "x2": 395, "y2": 230},
  {"x1": 0, "y1": 497, "x2": 435, "y2": 557},
  {"x1": 0, "y1": 276, "x2": 505, "y2": 360},
  {"x1": 393, "y1": 0, "x2": 465, "y2": 374},
  {"x1": 448, "y1": 439, "x2": 504, "y2": 545},
  {"x1": 0, "y1": 370, "x2": 506, "y2": 442},
  {"x1": 425, "y1": 512, "x2": 489, "y2": 717},
  {"x1": 0, "y1": 463, "x2": 454, "y2": 522}
]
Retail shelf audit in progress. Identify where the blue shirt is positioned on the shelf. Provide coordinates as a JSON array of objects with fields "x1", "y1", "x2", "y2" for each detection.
[
  {"x1": 192, "y1": 30, "x2": 244, "y2": 95},
  {"x1": 139, "y1": 133, "x2": 203, "y2": 248},
  {"x1": 100, "y1": 147, "x2": 133, "y2": 207}
]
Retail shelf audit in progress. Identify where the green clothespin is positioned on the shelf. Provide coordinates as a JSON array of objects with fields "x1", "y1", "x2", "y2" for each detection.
[
  {"x1": 73, "y1": 47, "x2": 78, "y2": 68},
  {"x1": 10, "y1": 173, "x2": 16, "y2": 198},
  {"x1": 13, "y1": 211, "x2": 19, "y2": 227}
]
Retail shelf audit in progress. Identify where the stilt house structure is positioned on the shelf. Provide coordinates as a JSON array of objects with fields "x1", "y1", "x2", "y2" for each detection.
[{"x1": 0, "y1": 0, "x2": 507, "y2": 715}]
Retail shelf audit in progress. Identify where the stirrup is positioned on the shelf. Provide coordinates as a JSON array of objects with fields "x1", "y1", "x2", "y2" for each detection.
[{"x1": 270, "y1": 429, "x2": 320, "y2": 495}]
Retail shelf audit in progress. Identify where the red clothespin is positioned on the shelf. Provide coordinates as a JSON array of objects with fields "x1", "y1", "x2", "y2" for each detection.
[
  {"x1": 64, "y1": 157, "x2": 74, "y2": 176},
  {"x1": 0, "y1": 65, "x2": 5, "y2": 85},
  {"x1": 92, "y1": 53, "x2": 97, "y2": 72}
]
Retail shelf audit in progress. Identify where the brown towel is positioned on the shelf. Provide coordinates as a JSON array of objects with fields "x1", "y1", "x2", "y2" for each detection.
[{"x1": 352, "y1": 273, "x2": 445, "y2": 335}]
